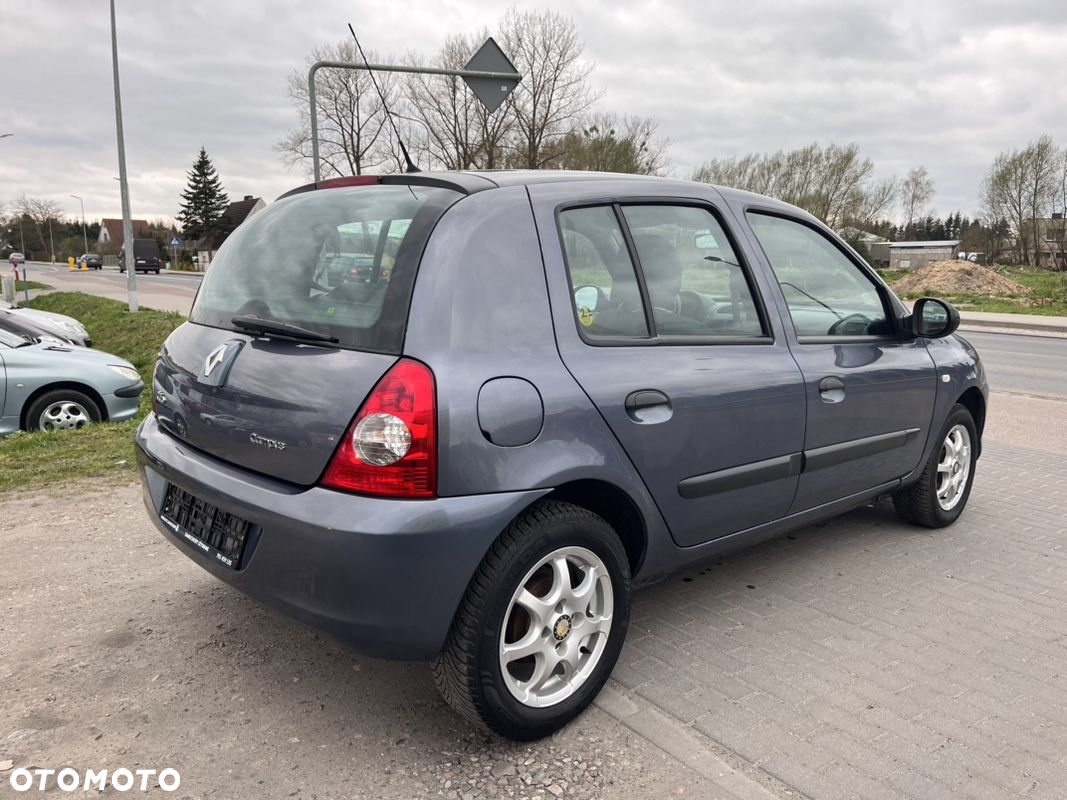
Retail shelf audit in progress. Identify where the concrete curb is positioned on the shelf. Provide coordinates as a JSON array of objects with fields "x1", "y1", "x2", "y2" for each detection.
[
  {"x1": 594, "y1": 681, "x2": 800, "y2": 800},
  {"x1": 959, "y1": 318, "x2": 1067, "y2": 339}
]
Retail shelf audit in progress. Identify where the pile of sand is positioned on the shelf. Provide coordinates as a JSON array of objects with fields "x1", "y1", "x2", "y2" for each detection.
[{"x1": 892, "y1": 261, "x2": 1030, "y2": 297}]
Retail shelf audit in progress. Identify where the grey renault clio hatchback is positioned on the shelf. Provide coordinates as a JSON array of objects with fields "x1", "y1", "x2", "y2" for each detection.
[{"x1": 137, "y1": 171, "x2": 987, "y2": 740}]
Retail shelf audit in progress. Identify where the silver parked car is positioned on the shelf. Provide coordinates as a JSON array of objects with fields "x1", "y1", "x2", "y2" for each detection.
[
  {"x1": 0, "y1": 327, "x2": 143, "y2": 433},
  {"x1": 0, "y1": 301, "x2": 92, "y2": 346}
]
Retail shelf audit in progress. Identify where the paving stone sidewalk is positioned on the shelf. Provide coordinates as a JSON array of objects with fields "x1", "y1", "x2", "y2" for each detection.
[{"x1": 613, "y1": 441, "x2": 1067, "y2": 800}]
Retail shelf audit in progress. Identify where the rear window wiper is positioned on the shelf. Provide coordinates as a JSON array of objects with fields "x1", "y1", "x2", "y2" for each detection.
[{"x1": 231, "y1": 315, "x2": 339, "y2": 344}]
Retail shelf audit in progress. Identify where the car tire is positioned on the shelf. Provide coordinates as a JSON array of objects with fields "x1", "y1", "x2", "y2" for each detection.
[
  {"x1": 432, "y1": 500, "x2": 630, "y2": 740},
  {"x1": 893, "y1": 403, "x2": 977, "y2": 528},
  {"x1": 25, "y1": 389, "x2": 102, "y2": 432}
]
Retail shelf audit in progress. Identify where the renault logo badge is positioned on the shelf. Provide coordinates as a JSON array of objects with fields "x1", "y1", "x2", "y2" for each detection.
[
  {"x1": 201, "y1": 340, "x2": 244, "y2": 387},
  {"x1": 203, "y1": 345, "x2": 229, "y2": 377}
]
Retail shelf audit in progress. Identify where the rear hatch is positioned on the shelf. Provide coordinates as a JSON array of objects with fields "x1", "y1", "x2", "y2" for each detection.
[{"x1": 153, "y1": 181, "x2": 464, "y2": 485}]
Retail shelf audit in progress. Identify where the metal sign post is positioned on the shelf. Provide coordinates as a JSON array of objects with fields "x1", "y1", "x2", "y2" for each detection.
[
  {"x1": 308, "y1": 38, "x2": 521, "y2": 182},
  {"x1": 110, "y1": 0, "x2": 138, "y2": 312}
]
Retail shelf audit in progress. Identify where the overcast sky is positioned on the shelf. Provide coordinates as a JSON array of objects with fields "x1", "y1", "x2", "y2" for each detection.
[{"x1": 2, "y1": 0, "x2": 1064, "y2": 224}]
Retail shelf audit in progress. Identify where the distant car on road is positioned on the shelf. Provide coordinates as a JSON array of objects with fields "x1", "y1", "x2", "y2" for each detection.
[
  {"x1": 0, "y1": 326, "x2": 142, "y2": 434},
  {"x1": 78, "y1": 253, "x2": 104, "y2": 270},
  {"x1": 9, "y1": 252, "x2": 25, "y2": 267},
  {"x1": 0, "y1": 301, "x2": 92, "y2": 346},
  {"x1": 119, "y1": 239, "x2": 162, "y2": 274}
]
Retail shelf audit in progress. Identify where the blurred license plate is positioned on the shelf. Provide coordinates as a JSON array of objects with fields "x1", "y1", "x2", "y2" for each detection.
[{"x1": 160, "y1": 485, "x2": 251, "y2": 570}]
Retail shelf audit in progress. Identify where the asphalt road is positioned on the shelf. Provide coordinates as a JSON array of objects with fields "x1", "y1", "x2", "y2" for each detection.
[
  {"x1": 19, "y1": 261, "x2": 202, "y2": 315},
  {"x1": 962, "y1": 330, "x2": 1067, "y2": 398}
]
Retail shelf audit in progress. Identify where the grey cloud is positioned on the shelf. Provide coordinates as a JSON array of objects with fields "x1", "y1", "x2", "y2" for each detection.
[{"x1": 2, "y1": 0, "x2": 1065, "y2": 223}]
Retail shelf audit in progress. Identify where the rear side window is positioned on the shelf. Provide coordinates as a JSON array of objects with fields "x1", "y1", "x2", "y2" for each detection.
[
  {"x1": 190, "y1": 185, "x2": 463, "y2": 354},
  {"x1": 621, "y1": 205, "x2": 764, "y2": 337},
  {"x1": 559, "y1": 206, "x2": 650, "y2": 339}
]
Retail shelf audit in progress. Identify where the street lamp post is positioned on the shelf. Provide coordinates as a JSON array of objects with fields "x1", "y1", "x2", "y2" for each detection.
[
  {"x1": 71, "y1": 195, "x2": 89, "y2": 256},
  {"x1": 109, "y1": 0, "x2": 138, "y2": 312}
]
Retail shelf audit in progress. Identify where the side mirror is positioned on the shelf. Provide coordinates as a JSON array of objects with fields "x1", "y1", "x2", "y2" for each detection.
[
  {"x1": 694, "y1": 231, "x2": 719, "y2": 250},
  {"x1": 574, "y1": 285, "x2": 600, "y2": 312},
  {"x1": 909, "y1": 297, "x2": 960, "y2": 339}
]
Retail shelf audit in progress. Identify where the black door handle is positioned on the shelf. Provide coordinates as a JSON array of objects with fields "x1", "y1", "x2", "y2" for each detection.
[{"x1": 624, "y1": 390, "x2": 672, "y2": 423}]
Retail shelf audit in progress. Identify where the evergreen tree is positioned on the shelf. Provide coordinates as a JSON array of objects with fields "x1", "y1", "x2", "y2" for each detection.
[{"x1": 178, "y1": 147, "x2": 229, "y2": 241}]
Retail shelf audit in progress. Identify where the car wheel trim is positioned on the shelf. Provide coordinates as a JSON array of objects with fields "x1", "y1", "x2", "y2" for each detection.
[
  {"x1": 39, "y1": 400, "x2": 92, "y2": 432},
  {"x1": 935, "y1": 423, "x2": 971, "y2": 511},
  {"x1": 498, "y1": 545, "x2": 614, "y2": 709}
]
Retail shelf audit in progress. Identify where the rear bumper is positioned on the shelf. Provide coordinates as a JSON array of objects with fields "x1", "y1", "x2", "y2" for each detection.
[{"x1": 135, "y1": 414, "x2": 547, "y2": 660}]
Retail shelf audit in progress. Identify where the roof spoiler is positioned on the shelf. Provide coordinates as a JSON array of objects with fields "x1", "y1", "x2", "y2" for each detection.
[{"x1": 276, "y1": 173, "x2": 493, "y2": 201}]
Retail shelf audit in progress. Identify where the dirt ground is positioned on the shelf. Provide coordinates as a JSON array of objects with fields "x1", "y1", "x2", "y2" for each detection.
[
  {"x1": 892, "y1": 260, "x2": 1030, "y2": 296},
  {"x1": 1, "y1": 484, "x2": 739, "y2": 800}
]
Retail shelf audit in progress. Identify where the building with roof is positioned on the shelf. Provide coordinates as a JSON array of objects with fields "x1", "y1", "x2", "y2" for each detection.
[
  {"x1": 209, "y1": 195, "x2": 265, "y2": 248},
  {"x1": 888, "y1": 240, "x2": 959, "y2": 270},
  {"x1": 97, "y1": 218, "x2": 152, "y2": 249}
]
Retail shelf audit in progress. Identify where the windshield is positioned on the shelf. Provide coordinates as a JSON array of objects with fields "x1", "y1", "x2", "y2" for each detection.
[
  {"x1": 190, "y1": 185, "x2": 463, "y2": 354},
  {"x1": 0, "y1": 328, "x2": 27, "y2": 348}
]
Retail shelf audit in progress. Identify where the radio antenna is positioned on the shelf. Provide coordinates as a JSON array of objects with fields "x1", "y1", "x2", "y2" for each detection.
[{"x1": 348, "y1": 23, "x2": 419, "y2": 173}]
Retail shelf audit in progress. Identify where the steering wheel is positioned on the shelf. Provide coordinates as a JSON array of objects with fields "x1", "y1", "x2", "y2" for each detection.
[{"x1": 828, "y1": 313, "x2": 873, "y2": 336}]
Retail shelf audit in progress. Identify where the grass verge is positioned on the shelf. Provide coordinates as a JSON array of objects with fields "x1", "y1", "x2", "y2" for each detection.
[
  {"x1": 15, "y1": 281, "x2": 50, "y2": 291},
  {"x1": 0, "y1": 293, "x2": 184, "y2": 495}
]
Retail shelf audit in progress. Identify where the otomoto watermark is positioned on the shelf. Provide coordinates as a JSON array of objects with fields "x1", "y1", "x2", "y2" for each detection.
[{"x1": 9, "y1": 767, "x2": 180, "y2": 792}]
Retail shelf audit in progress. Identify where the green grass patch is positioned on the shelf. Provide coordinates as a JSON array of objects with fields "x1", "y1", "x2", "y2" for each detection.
[
  {"x1": 0, "y1": 293, "x2": 184, "y2": 495},
  {"x1": 876, "y1": 269, "x2": 908, "y2": 285},
  {"x1": 14, "y1": 281, "x2": 50, "y2": 291}
]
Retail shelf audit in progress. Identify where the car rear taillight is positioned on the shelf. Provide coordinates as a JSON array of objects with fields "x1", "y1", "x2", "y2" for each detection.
[{"x1": 321, "y1": 358, "x2": 436, "y2": 498}]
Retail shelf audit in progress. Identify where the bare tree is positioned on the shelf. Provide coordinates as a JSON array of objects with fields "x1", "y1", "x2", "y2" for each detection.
[
  {"x1": 14, "y1": 195, "x2": 62, "y2": 255},
  {"x1": 981, "y1": 136, "x2": 1062, "y2": 266},
  {"x1": 499, "y1": 9, "x2": 601, "y2": 169},
  {"x1": 551, "y1": 113, "x2": 671, "y2": 175},
  {"x1": 851, "y1": 176, "x2": 899, "y2": 228},
  {"x1": 276, "y1": 41, "x2": 400, "y2": 178},
  {"x1": 900, "y1": 166, "x2": 935, "y2": 226},
  {"x1": 403, "y1": 31, "x2": 513, "y2": 170},
  {"x1": 692, "y1": 143, "x2": 889, "y2": 229}
]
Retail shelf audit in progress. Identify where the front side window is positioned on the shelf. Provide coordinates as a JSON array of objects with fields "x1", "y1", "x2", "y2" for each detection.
[
  {"x1": 190, "y1": 185, "x2": 463, "y2": 354},
  {"x1": 747, "y1": 213, "x2": 891, "y2": 338},
  {"x1": 621, "y1": 205, "x2": 764, "y2": 336}
]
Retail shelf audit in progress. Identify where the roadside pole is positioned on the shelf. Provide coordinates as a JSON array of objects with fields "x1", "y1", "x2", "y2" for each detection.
[
  {"x1": 308, "y1": 39, "x2": 521, "y2": 182},
  {"x1": 109, "y1": 0, "x2": 138, "y2": 312}
]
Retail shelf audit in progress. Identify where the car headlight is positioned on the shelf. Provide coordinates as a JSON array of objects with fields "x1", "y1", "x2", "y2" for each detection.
[
  {"x1": 61, "y1": 321, "x2": 89, "y2": 335},
  {"x1": 108, "y1": 365, "x2": 141, "y2": 383}
]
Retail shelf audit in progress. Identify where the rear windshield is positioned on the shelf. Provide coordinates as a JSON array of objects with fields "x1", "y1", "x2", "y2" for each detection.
[{"x1": 189, "y1": 185, "x2": 463, "y2": 354}]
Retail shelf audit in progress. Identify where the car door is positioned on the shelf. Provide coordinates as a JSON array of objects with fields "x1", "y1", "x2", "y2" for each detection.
[
  {"x1": 742, "y1": 209, "x2": 938, "y2": 511},
  {"x1": 529, "y1": 183, "x2": 807, "y2": 548}
]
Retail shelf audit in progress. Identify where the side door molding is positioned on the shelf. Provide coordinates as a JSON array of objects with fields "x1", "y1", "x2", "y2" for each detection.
[
  {"x1": 803, "y1": 428, "x2": 922, "y2": 472},
  {"x1": 678, "y1": 452, "x2": 803, "y2": 499},
  {"x1": 677, "y1": 428, "x2": 921, "y2": 499}
]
